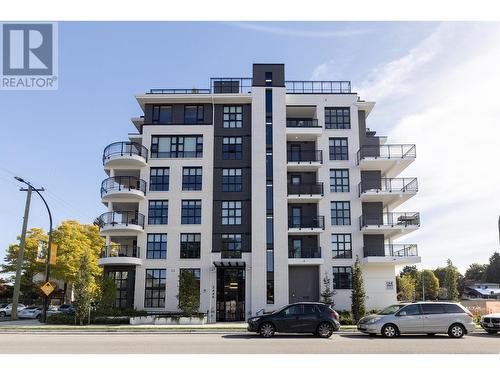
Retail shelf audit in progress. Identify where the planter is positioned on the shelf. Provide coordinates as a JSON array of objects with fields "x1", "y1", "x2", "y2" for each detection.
[{"x1": 130, "y1": 315, "x2": 207, "y2": 325}]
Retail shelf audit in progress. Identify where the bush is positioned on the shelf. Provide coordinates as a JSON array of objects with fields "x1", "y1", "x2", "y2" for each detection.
[
  {"x1": 46, "y1": 313, "x2": 76, "y2": 325},
  {"x1": 92, "y1": 307, "x2": 148, "y2": 318},
  {"x1": 92, "y1": 316, "x2": 130, "y2": 325},
  {"x1": 338, "y1": 310, "x2": 355, "y2": 325}
]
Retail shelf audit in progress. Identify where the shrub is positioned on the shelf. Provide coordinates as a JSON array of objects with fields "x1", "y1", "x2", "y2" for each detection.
[
  {"x1": 46, "y1": 313, "x2": 76, "y2": 325},
  {"x1": 338, "y1": 310, "x2": 355, "y2": 325},
  {"x1": 92, "y1": 316, "x2": 130, "y2": 325}
]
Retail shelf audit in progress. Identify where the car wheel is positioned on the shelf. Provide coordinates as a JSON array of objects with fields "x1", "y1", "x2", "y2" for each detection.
[
  {"x1": 381, "y1": 324, "x2": 398, "y2": 338},
  {"x1": 317, "y1": 322, "x2": 334, "y2": 338},
  {"x1": 0, "y1": 312, "x2": 6, "y2": 318},
  {"x1": 259, "y1": 322, "x2": 275, "y2": 338},
  {"x1": 485, "y1": 330, "x2": 498, "y2": 335},
  {"x1": 448, "y1": 323, "x2": 465, "y2": 338}
]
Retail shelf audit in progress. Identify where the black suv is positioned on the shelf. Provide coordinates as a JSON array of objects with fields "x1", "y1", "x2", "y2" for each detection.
[{"x1": 247, "y1": 302, "x2": 340, "y2": 338}]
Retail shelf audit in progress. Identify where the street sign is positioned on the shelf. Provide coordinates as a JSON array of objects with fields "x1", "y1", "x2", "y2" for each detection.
[{"x1": 40, "y1": 282, "x2": 55, "y2": 296}]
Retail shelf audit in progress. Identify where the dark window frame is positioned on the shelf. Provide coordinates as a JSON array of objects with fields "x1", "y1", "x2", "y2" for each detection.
[
  {"x1": 151, "y1": 135, "x2": 203, "y2": 158},
  {"x1": 222, "y1": 201, "x2": 242, "y2": 225},
  {"x1": 180, "y1": 233, "x2": 201, "y2": 259},
  {"x1": 223, "y1": 106, "x2": 243, "y2": 128},
  {"x1": 325, "y1": 107, "x2": 350, "y2": 129},
  {"x1": 184, "y1": 105, "x2": 204, "y2": 124},
  {"x1": 329, "y1": 137, "x2": 349, "y2": 160},
  {"x1": 181, "y1": 200, "x2": 202, "y2": 224},
  {"x1": 221, "y1": 233, "x2": 242, "y2": 254},
  {"x1": 152, "y1": 105, "x2": 173, "y2": 125},
  {"x1": 149, "y1": 167, "x2": 170, "y2": 191},
  {"x1": 222, "y1": 136, "x2": 243, "y2": 160},
  {"x1": 332, "y1": 233, "x2": 352, "y2": 259},
  {"x1": 330, "y1": 169, "x2": 350, "y2": 192},
  {"x1": 148, "y1": 200, "x2": 168, "y2": 225},
  {"x1": 331, "y1": 201, "x2": 351, "y2": 225},
  {"x1": 144, "y1": 269, "x2": 166, "y2": 308},
  {"x1": 332, "y1": 266, "x2": 352, "y2": 289},
  {"x1": 146, "y1": 233, "x2": 167, "y2": 259},
  {"x1": 182, "y1": 167, "x2": 203, "y2": 191},
  {"x1": 107, "y1": 270, "x2": 129, "y2": 308},
  {"x1": 222, "y1": 168, "x2": 243, "y2": 192}
]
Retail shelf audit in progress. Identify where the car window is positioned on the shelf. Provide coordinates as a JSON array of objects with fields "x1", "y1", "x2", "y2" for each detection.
[
  {"x1": 443, "y1": 304, "x2": 465, "y2": 314},
  {"x1": 316, "y1": 305, "x2": 327, "y2": 313},
  {"x1": 303, "y1": 305, "x2": 318, "y2": 314},
  {"x1": 421, "y1": 304, "x2": 446, "y2": 314},
  {"x1": 379, "y1": 304, "x2": 405, "y2": 315},
  {"x1": 282, "y1": 305, "x2": 303, "y2": 316},
  {"x1": 399, "y1": 304, "x2": 421, "y2": 316}
]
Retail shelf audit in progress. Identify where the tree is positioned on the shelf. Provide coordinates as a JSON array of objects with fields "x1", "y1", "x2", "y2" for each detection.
[
  {"x1": 464, "y1": 263, "x2": 487, "y2": 281},
  {"x1": 177, "y1": 271, "x2": 200, "y2": 316},
  {"x1": 397, "y1": 274, "x2": 416, "y2": 301},
  {"x1": 399, "y1": 265, "x2": 419, "y2": 279},
  {"x1": 73, "y1": 254, "x2": 95, "y2": 325},
  {"x1": 443, "y1": 259, "x2": 459, "y2": 301},
  {"x1": 320, "y1": 271, "x2": 335, "y2": 306},
  {"x1": 433, "y1": 267, "x2": 446, "y2": 287},
  {"x1": 484, "y1": 252, "x2": 500, "y2": 283},
  {"x1": 351, "y1": 256, "x2": 366, "y2": 321},
  {"x1": 416, "y1": 270, "x2": 440, "y2": 300},
  {"x1": 94, "y1": 275, "x2": 116, "y2": 310}
]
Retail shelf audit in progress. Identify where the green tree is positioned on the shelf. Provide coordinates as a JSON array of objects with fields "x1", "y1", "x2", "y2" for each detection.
[
  {"x1": 464, "y1": 263, "x2": 487, "y2": 281},
  {"x1": 177, "y1": 271, "x2": 200, "y2": 316},
  {"x1": 433, "y1": 267, "x2": 446, "y2": 287},
  {"x1": 351, "y1": 256, "x2": 366, "y2": 321},
  {"x1": 94, "y1": 275, "x2": 116, "y2": 310},
  {"x1": 484, "y1": 252, "x2": 500, "y2": 283},
  {"x1": 416, "y1": 270, "x2": 440, "y2": 300},
  {"x1": 444, "y1": 259, "x2": 460, "y2": 301},
  {"x1": 320, "y1": 271, "x2": 335, "y2": 306},
  {"x1": 399, "y1": 265, "x2": 419, "y2": 279},
  {"x1": 73, "y1": 254, "x2": 95, "y2": 325},
  {"x1": 397, "y1": 274, "x2": 416, "y2": 301}
]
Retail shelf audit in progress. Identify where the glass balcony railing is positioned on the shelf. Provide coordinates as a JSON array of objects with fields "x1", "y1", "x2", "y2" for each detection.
[
  {"x1": 286, "y1": 119, "x2": 320, "y2": 128},
  {"x1": 101, "y1": 245, "x2": 140, "y2": 258},
  {"x1": 363, "y1": 244, "x2": 418, "y2": 258},
  {"x1": 102, "y1": 141, "x2": 148, "y2": 164},
  {"x1": 359, "y1": 212, "x2": 420, "y2": 230},
  {"x1": 287, "y1": 182, "x2": 324, "y2": 196},
  {"x1": 357, "y1": 144, "x2": 416, "y2": 163},
  {"x1": 288, "y1": 247, "x2": 322, "y2": 259},
  {"x1": 97, "y1": 211, "x2": 145, "y2": 229},
  {"x1": 287, "y1": 150, "x2": 323, "y2": 163},
  {"x1": 100, "y1": 176, "x2": 147, "y2": 197},
  {"x1": 358, "y1": 178, "x2": 418, "y2": 196},
  {"x1": 288, "y1": 216, "x2": 325, "y2": 230}
]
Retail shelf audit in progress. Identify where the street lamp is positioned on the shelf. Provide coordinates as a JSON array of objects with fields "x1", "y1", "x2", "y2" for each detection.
[{"x1": 14, "y1": 177, "x2": 53, "y2": 323}]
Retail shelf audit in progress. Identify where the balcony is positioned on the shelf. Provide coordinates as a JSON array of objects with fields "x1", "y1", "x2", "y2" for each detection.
[
  {"x1": 288, "y1": 246, "x2": 323, "y2": 265},
  {"x1": 357, "y1": 144, "x2": 416, "y2": 177},
  {"x1": 103, "y1": 141, "x2": 148, "y2": 170},
  {"x1": 97, "y1": 211, "x2": 145, "y2": 235},
  {"x1": 288, "y1": 216, "x2": 325, "y2": 234},
  {"x1": 362, "y1": 244, "x2": 420, "y2": 265},
  {"x1": 287, "y1": 150, "x2": 323, "y2": 171},
  {"x1": 98, "y1": 245, "x2": 142, "y2": 266},
  {"x1": 286, "y1": 118, "x2": 322, "y2": 140},
  {"x1": 101, "y1": 176, "x2": 147, "y2": 203},
  {"x1": 359, "y1": 212, "x2": 420, "y2": 239},
  {"x1": 358, "y1": 178, "x2": 418, "y2": 209},
  {"x1": 287, "y1": 182, "x2": 324, "y2": 202},
  {"x1": 221, "y1": 250, "x2": 242, "y2": 259}
]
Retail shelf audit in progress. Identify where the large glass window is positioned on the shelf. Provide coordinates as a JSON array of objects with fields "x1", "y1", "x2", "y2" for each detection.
[
  {"x1": 180, "y1": 233, "x2": 201, "y2": 259},
  {"x1": 332, "y1": 233, "x2": 352, "y2": 258},
  {"x1": 152, "y1": 105, "x2": 172, "y2": 125},
  {"x1": 330, "y1": 169, "x2": 350, "y2": 192},
  {"x1": 107, "y1": 270, "x2": 128, "y2": 308},
  {"x1": 145, "y1": 269, "x2": 166, "y2": 308},
  {"x1": 222, "y1": 168, "x2": 242, "y2": 192},
  {"x1": 332, "y1": 267, "x2": 352, "y2": 289},
  {"x1": 325, "y1": 107, "x2": 350, "y2": 129},
  {"x1": 221, "y1": 234, "x2": 242, "y2": 257},
  {"x1": 181, "y1": 200, "x2": 202, "y2": 224},
  {"x1": 222, "y1": 137, "x2": 242, "y2": 160},
  {"x1": 184, "y1": 105, "x2": 204, "y2": 124},
  {"x1": 146, "y1": 233, "x2": 167, "y2": 259},
  {"x1": 223, "y1": 106, "x2": 243, "y2": 128},
  {"x1": 222, "y1": 201, "x2": 242, "y2": 225},
  {"x1": 329, "y1": 137, "x2": 348, "y2": 160},
  {"x1": 148, "y1": 200, "x2": 168, "y2": 225},
  {"x1": 151, "y1": 135, "x2": 203, "y2": 158},
  {"x1": 149, "y1": 167, "x2": 169, "y2": 191},
  {"x1": 331, "y1": 201, "x2": 351, "y2": 225},
  {"x1": 182, "y1": 167, "x2": 202, "y2": 191}
]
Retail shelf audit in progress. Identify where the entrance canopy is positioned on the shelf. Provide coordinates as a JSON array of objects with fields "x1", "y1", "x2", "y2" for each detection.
[{"x1": 213, "y1": 261, "x2": 246, "y2": 268}]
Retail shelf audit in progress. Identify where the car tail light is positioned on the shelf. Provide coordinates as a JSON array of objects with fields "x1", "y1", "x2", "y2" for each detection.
[{"x1": 331, "y1": 311, "x2": 339, "y2": 321}]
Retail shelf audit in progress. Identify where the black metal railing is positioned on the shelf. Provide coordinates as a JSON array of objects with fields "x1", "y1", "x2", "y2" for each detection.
[
  {"x1": 285, "y1": 80, "x2": 351, "y2": 94},
  {"x1": 359, "y1": 212, "x2": 420, "y2": 230},
  {"x1": 287, "y1": 182, "x2": 324, "y2": 196},
  {"x1": 210, "y1": 78, "x2": 253, "y2": 94},
  {"x1": 363, "y1": 244, "x2": 418, "y2": 258},
  {"x1": 287, "y1": 150, "x2": 323, "y2": 163},
  {"x1": 288, "y1": 216, "x2": 325, "y2": 230},
  {"x1": 102, "y1": 141, "x2": 148, "y2": 164},
  {"x1": 358, "y1": 178, "x2": 418, "y2": 196},
  {"x1": 288, "y1": 247, "x2": 322, "y2": 259},
  {"x1": 286, "y1": 119, "x2": 320, "y2": 128},
  {"x1": 356, "y1": 144, "x2": 416, "y2": 164},
  {"x1": 101, "y1": 245, "x2": 140, "y2": 258},
  {"x1": 97, "y1": 211, "x2": 145, "y2": 229},
  {"x1": 100, "y1": 176, "x2": 147, "y2": 197},
  {"x1": 149, "y1": 88, "x2": 211, "y2": 94},
  {"x1": 221, "y1": 250, "x2": 242, "y2": 259}
]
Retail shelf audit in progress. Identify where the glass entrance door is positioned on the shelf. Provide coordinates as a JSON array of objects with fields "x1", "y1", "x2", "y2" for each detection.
[{"x1": 216, "y1": 268, "x2": 245, "y2": 322}]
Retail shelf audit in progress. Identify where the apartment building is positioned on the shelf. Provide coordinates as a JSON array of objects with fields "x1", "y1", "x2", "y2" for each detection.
[{"x1": 97, "y1": 63, "x2": 420, "y2": 322}]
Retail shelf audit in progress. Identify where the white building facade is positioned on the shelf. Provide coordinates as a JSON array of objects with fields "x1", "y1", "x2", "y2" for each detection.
[{"x1": 98, "y1": 64, "x2": 420, "y2": 322}]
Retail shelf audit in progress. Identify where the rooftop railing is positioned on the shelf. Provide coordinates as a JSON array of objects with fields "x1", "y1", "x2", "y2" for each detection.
[
  {"x1": 210, "y1": 78, "x2": 253, "y2": 94},
  {"x1": 285, "y1": 81, "x2": 351, "y2": 94}
]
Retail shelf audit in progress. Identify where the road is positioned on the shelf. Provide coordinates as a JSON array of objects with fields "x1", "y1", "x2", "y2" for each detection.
[{"x1": 1, "y1": 332, "x2": 499, "y2": 354}]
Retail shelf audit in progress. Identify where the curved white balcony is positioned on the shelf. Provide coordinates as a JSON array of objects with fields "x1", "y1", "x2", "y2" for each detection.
[
  {"x1": 97, "y1": 211, "x2": 145, "y2": 235},
  {"x1": 98, "y1": 245, "x2": 142, "y2": 266},
  {"x1": 102, "y1": 141, "x2": 148, "y2": 170},
  {"x1": 101, "y1": 176, "x2": 146, "y2": 203}
]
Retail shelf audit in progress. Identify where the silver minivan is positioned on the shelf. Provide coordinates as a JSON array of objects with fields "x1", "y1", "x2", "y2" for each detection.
[{"x1": 357, "y1": 302, "x2": 475, "y2": 338}]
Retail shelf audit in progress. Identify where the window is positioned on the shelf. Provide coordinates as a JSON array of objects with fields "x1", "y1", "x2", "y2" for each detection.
[
  {"x1": 152, "y1": 105, "x2": 172, "y2": 124},
  {"x1": 179, "y1": 269, "x2": 201, "y2": 303},
  {"x1": 150, "y1": 167, "x2": 169, "y2": 191},
  {"x1": 181, "y1": 200, "x2": 202, "y2": 224},
  {"x1": 266, "y1": 184, "x2": 273, "y2": 210},
  {"x1": 281, "y1": 304, "x2": 302, "y2": 316},
  {"x1": 222, "y1": 201, "x2": 242, "y2": 225},
  {"x1": 265, "y1": 89, "x2": 272, "y2": 112},
  {"x1": 145, "y1": 269, "x2": 166, "y2": 308},
  {"x1": 332, "y1": 267, "x2": 352, "y2": 289},
  {"x1": 146, "y1": 234, "x2": 167, "y2": 259},
  {"x1": 331, "y1": 201, "x2": 351, "y2": 225},
  {"x1": 107, "y1": 270, "x2": 128, "y2": 308},
  {"x1": 222, "y1": 137, "x2": 242, "y2": 160},
  {"x1": 329, "y1": 137, "x2": 348, "y2": 160},
  {"x1": 182, "y1": 167, "x2": 202, "y2": 191},
  {"x1": 332, "y1": 234, "x2": 352, "y2": 258},
  {"x1": 325, "y1": 107, "x2": 350, "y2": 129},
  {"x1": 148, "y1": 200, "x2": 168, "y2": 225},
  {"x1": 266, "y1": 152, "x2": 273, "y2": 177},
  {"x1": 180, "y1": 233, "x2": 201, "y2": 259},
  {"x1": 222, "y1": 168, "x2": 242, "y2": 192},
  {"x1": 221, "y1": 234, "x2": 242, "y2": 257},
  {"x1": 330, "y1": 169, "x2": 350, "y2": 192},
  {"x1": 421, "y1": 304, "x2": 446, "y2": 315},
  {"x1": 223, "y1": 106, "x2": 243, "y2": 128},
  {"x1": 303, "y1": 304, "x2": 318, "y2": 314},
  {"x1": 265, "y1": 72, "x2": 273, "y2": 86},
  {"x1": 266, "y1": 216, "x2": 273, "y2": 248},
  {"x1": 184, "y1": 105, "x2": 204, "y2": 124},
  {"x1": 443, "y1": 304, "x2": 465, "y2": 314},
  {"x1": 151, "y1": 135, "x2": 203, "y2": 158},
  {"x1": 399, "y1": 304, "x2": 421, "y2": 316},
  {"x1": 266, "y1": 116, "x2": 272, "y2": 144}
]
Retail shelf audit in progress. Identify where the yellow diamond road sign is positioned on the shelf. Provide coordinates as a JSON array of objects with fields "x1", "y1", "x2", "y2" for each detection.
[{"x1": 40, "y1": 282, "x2": 55, "y2": 296}]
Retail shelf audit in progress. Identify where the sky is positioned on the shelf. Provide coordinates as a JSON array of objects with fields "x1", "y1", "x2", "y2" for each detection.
[{"x1": 0, "y1": 21, "x2": 499, "y2": 274}]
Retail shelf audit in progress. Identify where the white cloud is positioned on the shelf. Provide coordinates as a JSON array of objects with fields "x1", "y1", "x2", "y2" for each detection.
[
  {"x1": 228, "y1": 22, "x2": 370, "y2": 38},
  {"x1": 358, "y1": 22, "x2": 500, "y2": 272}
]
